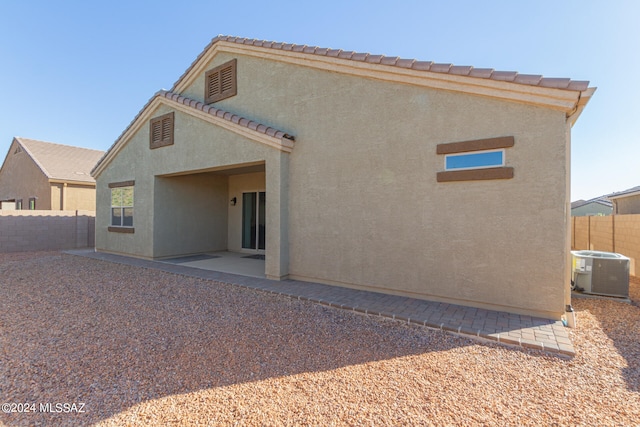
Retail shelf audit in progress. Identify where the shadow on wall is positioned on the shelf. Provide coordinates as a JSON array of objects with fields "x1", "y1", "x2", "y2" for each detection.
[{"x1": 0, "y1": 210, "x2": 95, "y2": 252}]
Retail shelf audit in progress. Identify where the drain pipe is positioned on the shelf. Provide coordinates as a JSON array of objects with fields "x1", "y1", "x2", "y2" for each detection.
[{"x1": 564, "y1": 304, "x2": 576, "y2": 328}]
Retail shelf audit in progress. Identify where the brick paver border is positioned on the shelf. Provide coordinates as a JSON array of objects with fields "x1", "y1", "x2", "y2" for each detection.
[{"x1": 65, "y1": 249, "x2": 575, "y2": 356}]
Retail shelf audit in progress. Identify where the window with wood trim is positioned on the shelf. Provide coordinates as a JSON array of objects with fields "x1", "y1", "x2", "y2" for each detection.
[
  {"x1": 149, "y1": 112, "x2": 174, "y2": 149},
  {"x1": 436, "y1": 136, "x2": 515, "y2": 182},
  {"x1": 109, "y1": 181, "x2": 134, "y2": 231},
  {"x1": 205, "y1": 59, "x2": 237, "y2": 104}
]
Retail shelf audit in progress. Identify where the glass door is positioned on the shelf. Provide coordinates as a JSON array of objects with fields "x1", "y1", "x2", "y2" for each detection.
[{"x1": 242, "y1": 191, "x2": 265, "y2": 250}]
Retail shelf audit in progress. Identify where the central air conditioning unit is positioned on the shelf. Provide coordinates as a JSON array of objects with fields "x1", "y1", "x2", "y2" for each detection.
[{"x1": 571, "y1": 250, "x2": 630, "y2": 298}]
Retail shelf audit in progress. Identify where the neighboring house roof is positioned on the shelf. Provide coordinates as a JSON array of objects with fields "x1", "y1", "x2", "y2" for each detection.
[
  {"x1": 7, "y1": 138, "x2": 105, "y2": 184},
  {"x1": 571, "y1": 197, "x2": 613, "y2": 210},
  {"x1": 607, "y1": 185, "x2": 640, "y2": 200},
  {"x1": 92, "y1": 35, "x2": 596, "y2": 177}
]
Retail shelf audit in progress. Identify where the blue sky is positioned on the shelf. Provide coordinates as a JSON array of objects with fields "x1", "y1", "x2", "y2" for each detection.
[{"x1": 0, "y1": 0, "x2": 637, "y2": 201}]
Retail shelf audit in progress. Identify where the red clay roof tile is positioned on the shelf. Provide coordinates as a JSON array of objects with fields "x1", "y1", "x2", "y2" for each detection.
[
  {"x1": 469, "y1": 68, "x2": 494, "y2": 78},
  {"x1": 567, "y1": 81, "x2": 589, "y2": 91},
  {"x1": 539, "y1": 77, "x2": 571, "y2": 89},
  {"x1": 396, "y1": 58, "x2": 415, "y2": 68},
  {"x1": 338, "y1": 51, "x2": 356, "y2": 59},
  {"x1": 491, "y1": 71, "x2": 518, "y2": 82},
  {"x1": 514, "y1": 74, "x2": 543, "y2": 85},
  {"x1": 430, "y1": 63, "x2": 453, "y2": 73},
  {"x1": 411, "y1": 61, "x2": 433, "y2": 71},
  {"x1": 449, "y1": 65, "x2": 472, "y2": 75},
  {"x1": 380, "y1": 56, "x2": 399, "y2": 65},
  {"x1": 352, "y1": 52, "x2": 369, "y2": 62},
  {"x1": 365, "y1": 54, "x2": 384, "y2": 64}
]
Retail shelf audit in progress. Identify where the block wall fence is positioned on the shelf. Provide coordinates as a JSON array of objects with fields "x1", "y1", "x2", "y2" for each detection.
[
  {"x1": 0, "y1": 210, "x2": 95, "y2": 252},
  {"x1": 571, "y1": 214, "x2": 640, "y2": 277}
]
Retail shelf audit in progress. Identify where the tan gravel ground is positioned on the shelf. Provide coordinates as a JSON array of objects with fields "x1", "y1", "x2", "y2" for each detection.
[{"x1": 0, "y1": 251, "x2": 639, "y2": 426}]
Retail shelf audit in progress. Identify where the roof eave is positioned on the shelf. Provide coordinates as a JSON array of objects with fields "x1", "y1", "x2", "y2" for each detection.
[
  {"x1": 91, "y1": 92, "x2": 294, "y2": 179},
  {"x1": 172, "y1": 37, "x2": 592, "y2": 114},
  {"x1": 608, "y1": 190, "x2": 640, "y2": 200},
  {"x1": 567, "y1": 87, "x2": 597, "y2": 127}
]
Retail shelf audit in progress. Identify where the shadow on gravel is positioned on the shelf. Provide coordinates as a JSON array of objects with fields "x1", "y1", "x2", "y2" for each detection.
[
  {"x1": 0, "y1": 252, "x2": 492, "y2": 427},
  {"x1": 574, "y1": 277, "x2": 640, "y2": 393}
]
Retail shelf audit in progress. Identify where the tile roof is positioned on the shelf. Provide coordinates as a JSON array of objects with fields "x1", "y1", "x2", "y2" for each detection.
[
  {"x1": 91, "y1": 90, "x2": 294, "y2": 176},
  {"x1": 571, "y1": 197, "x2": 613, "y2": 210},
  {"x1": 172, "y1": 35, "x2": 591, "y2": 93},
  {"x1": 14, "y1": 138, "x2": 104, "y2": 183},
  {"x1": 607, "y1": 185, "x2": 640, "y2": 199},
  {"x1": 158, "y1": 91, "x2": 294, "y2": 141}
]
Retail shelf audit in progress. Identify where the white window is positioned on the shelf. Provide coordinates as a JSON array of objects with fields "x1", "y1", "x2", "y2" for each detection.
[{"x1": 111, "y1": 186, "x2": 134, "y2": 227}]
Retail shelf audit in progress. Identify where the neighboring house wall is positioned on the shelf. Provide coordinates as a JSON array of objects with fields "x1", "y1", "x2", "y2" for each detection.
[
  {"x1": 571, "y1": 202, "x2": 612, "y2": 216},
  {"x1": 50, "y1": 183, "x2": 97, "y2": 210},
  {"x1": 96, "y1": 50, "x2": 573, "y2": 319},
  {"x1": 0, "y1": 140, "x2": 52, "y2": 209},
  {"x1": 613, "y1": 194, "x2": 640, "y2": 215},
  {"x1": 0, "y1": 210, "x2": 95, "y2": 252}
]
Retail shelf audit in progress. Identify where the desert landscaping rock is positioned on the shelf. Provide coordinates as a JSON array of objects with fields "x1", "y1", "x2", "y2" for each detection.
[{"x1": 0, "y1": 252, "x2": 639, "y2": 426}]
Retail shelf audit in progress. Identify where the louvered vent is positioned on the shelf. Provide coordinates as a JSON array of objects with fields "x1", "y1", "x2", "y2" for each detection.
[
  {"x1": 149, "y1": 112, "x2": 174, "y2": 149},
  {"x1": 205, "y1": 59, "x2": 237, "y2": 104},
  {"x1": 208, "y1": 73, "x2": 220, "y2": 99}
]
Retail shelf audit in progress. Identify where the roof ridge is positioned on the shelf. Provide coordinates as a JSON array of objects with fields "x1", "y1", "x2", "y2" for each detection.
[
  {"x1": 13, "y1": 137, "x2": 104, "y2": 182},
  {"x1": 171, "y1": 35, "x2": 590, "y2": 92},
  {"x1": 15, "y1": 137, "x2": 105, "y2": 154}
]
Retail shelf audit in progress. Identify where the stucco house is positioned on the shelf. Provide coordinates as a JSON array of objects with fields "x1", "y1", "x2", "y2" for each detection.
[
  {"x1": 571, "y1": 197, "x2": 613, "y2": 216},
  {"x1": 0, "y1": 138, "x2": 105, "y2": 210},
  {"x1": 608, "y1": 186, "x2": 640, "y2": 214},
  {"x1": 91, "y1": 36, "x2": 595, "y2": 320}
]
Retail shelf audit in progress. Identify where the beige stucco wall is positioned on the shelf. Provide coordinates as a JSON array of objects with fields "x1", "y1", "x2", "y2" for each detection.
[
  {"x1": 0, "y1": 140, "x2": 52, "y2": 209},
  {"x1": 186, "y1": 52, "x2": 570, "y2": 318},
  {"x1": 153, "y1": 173, "x2": 228, "y2": 258},
  {"x1": 614, "y1": 195, "x2": 640, "y2": 215},
  {"x1": 97, "y1": 50, "x2": 573, "y2": 318},
  {"x1": 95, "y1": 103, "x2": 286, "y2": 277},
  {"x1": 51, "y1": 183, "x2": 97, "y2": 210}
]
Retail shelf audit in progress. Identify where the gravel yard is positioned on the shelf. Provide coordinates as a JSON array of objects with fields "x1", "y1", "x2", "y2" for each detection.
[{"x1": 0, "y1": 252, "x2": 639, "y2": 426}]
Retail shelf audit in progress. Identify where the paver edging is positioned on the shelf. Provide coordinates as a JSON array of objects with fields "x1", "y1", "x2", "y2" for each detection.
[{"x1": 64, "y1": 249, "x2": 576, "y2": 357}]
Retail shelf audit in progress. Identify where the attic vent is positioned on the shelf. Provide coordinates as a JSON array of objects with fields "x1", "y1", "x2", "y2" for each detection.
[
  {"x1": 14, "y1": 146, "x2": 22, "y2": 154},
  {"x1": 150, "y1": 112, "x2": 174, "y2": 149},
  {"x1": 205, "y1": 59, "x2": 237, "y2": 104}
]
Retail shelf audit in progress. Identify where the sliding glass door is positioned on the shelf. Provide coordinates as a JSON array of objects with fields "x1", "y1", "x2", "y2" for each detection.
[{"x1": 242, "y1": 191, "x2": 265, "y2": 250}]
